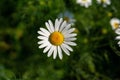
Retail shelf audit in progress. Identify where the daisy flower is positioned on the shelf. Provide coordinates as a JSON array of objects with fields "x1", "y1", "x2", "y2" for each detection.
[
  {"x1": 110, "y1": 18, "x2": 120, "y2": 30},
  {"x1": 97, "y1": 0, "x2": 111, "y2": 7},
  {"x1": 37, "y1": 18, "x2": 77, "y2": 60},
  {"x1": 58, "y1": 11, "x2": 76, "y2": 25},
  {"x1": 76, "y1": 0, "x2": 92, "y2": 8}
]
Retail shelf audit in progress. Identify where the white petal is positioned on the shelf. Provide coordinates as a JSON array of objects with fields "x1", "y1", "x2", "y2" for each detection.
[
  {"x1": 37, "y1": 36, "x2": 48, "y2": 40},
  {"x1": 59, "y1": 21, "x2": 67, "y2": 32},
  {"x1": 62, "y1": 28, "x2": 75, "y2": 35},
  {"x1": 48, "y1": 20, "x2": 54, "y2": 32},
  {"x1": 64, "y1": 33, "x2": 77, "y2": 38},
  {"x1": 55, "y1": 19, "x2": 59, "y2": 31},
  {"x1": 67, "y1": 28, "x2": 75, "y2": 34},
  {"x1": 53, "y1": 47, "x2": 57, "y2": 59},
  {"x1": 97, "y1": 0, "x2": 101, "y2": 3},
  {"x1": 58, "y1": 46, "x2": 62, "y2": 60},
  {"x1": 38, "y1": 40, "x2": 47, "y2": 44},
  {"x1": 45, "y1": 22, "x2": 52, "y2": 33},
  {"x1": 40, "y1": 28, "x2": 50, "y2": 36},
  {"x1": 61, "y1": 44, "x2": 70, "y2": 56},
  {"x1": 76, "y1": 0, "x2": 81, "y2": 3},
  {"x1": 43, "y1": 43, "x2": 52, "y2": 53},
  {"x1": 118, "y1": 41, "x2": 120, "y2": 44},
  {"x1": 39, "y1": 42, "x2": 49, "y2": 48},
  {"x1": 38, "y1": 31, "x2": 48, "y2": 37},
  {"x1": 55, "y1": 18, "x2": 63, "y2": 31},
  {"x1": 47, "y1": 46, "x2": 55, "y2": 57},
  {"x1": 62, "y1": 43, "x2": 73, "y2": 52},
  {"x1": 65, "y1": 38, "x2": 77, "y2": 41},
  {"x1": 64, "y1": 41, "x2": 77, "y2": 46},
  {"x1": 85, "y1": 4, "x2": 89, "y2": 8},
  {"x1": 106, "y1": 0, "x2": 111, "y2": 5},
  {"x1": 115, "y1": 36, "x2": 120, "y2": 40},
  {"x1": 62, "y1": 24, "x2": 71, "y2": 33},
  {"x1": 115, "y1": 28, "x2": 120, "y2": 35}
]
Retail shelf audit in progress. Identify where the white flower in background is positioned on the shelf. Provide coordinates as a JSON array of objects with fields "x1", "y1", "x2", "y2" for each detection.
[
  {"x1": 58, "y1": 11, "x2": 76, "y2": 25},
  {"x1": 110, "y1": 18, "x2": 120, "y2": 30},
  {"x1": 97, "y1": 0, "x2": 111, "y2": 7},
  {"x1": 115, "y1": 28, "x2": 120, "y2": 46},
  {"x1": 76, "y1": 0, "x2": 92, "y2": 8},
  {"x1": 37, "y1": 18, "x2": 77, "y2": 60}
]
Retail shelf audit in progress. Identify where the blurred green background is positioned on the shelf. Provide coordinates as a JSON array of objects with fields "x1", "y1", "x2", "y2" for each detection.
[{"x1": 0, "y1": 0, "x2": 120, "y2": 80}]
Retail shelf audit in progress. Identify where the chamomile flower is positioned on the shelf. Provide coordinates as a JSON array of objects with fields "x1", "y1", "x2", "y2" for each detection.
[
  {"x1": 58, "y1": 11, "x2": 76, "y2": 25},
  {"x1": 97, "y1": 0, "x2": 111, "y2": 7},
  {"x1": 37, "y1": 18, "x2": 77, "y2": 60},
  {"x1": 110, "y1": 18, "x2": 120, "y2": 30},
  {"x1": 76, "y1": 0, "x2": 92, "y2": 8}
]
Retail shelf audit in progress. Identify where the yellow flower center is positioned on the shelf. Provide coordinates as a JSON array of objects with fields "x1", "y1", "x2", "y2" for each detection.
[
  {"x1": 64, "y1": 17, "x2": 69, "y2": 22},
  {"x1": 102, "y1": 0, "x2": 106, "y2": 3},
  {"x1": 82, "y1": 0, "x2": 87, "y2": 2},
  {"x1": 114, "y1": 23, "x2": 119, "y2": 29},
  {"x1": 49, "y1": 31, "x2": 64, "y2": 46}
]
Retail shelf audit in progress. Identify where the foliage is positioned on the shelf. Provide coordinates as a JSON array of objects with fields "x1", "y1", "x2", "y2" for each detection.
[{"x1": 0, "y1": 0, "x2": 120, "y2": 80}]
